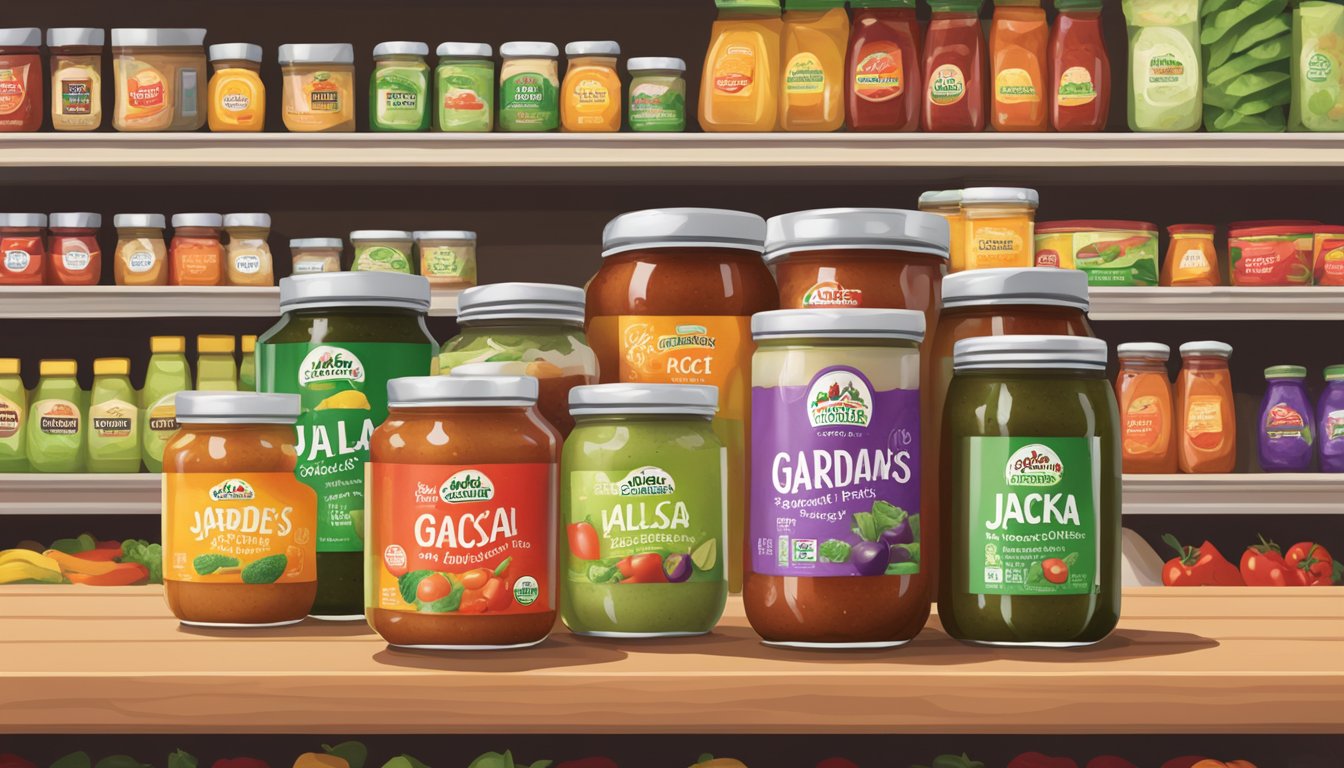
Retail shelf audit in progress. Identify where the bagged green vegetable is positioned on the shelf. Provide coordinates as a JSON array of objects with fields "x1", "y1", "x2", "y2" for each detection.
[{"x1": 1292, "y1": 0, "x2": 1344, "y2": 131}]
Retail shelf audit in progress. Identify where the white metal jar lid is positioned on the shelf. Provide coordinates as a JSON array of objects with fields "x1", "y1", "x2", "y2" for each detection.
[
  {"x1": 918, "y1": 189, "x2": 963, "y2": 208},
  {"x1": 764, "y1": 208, "x2": 950, "y2": 262},
  {"x1": 278, "y1": 43, "x2": 355, "y2": 65},
  {"x1": 175, "y1": 392, "x2": 301, "y2": 424},
  {"x1": 752, "y1": 308, "x2": 926, "y2": 343},
  {"x1": 602, "y1": 208, "x2": 767, "y2": 257},
  {"x1": 279, "y1": 272, "x2": 431, "y2": 312},
  {"x1": 373, "y1": 41, "x2": 429, "y2": 58},
  {"x1": 290, "y1": 237, "x2": 343, "y2": 249},
  {"x1": 224, "y1": 213, "x2": 271, "y2": 229},
  {"x1": 500, "y1": 41, "x2": 559, "y2": 59},
  {"x1": 49, "y1": 212, "x2": 102, "y2": 229},
  {"x1": 437, "y1": 42, "x2": 493, "y2": 58},
  {"x1": 960, "y1": 187, "x2": 1041, "y2": 208},
  {"x1": 569, "y1": 383, "x2": 718, "y2": 417},
  {"x1": 456, "y1": 282, "x2": 586, "y2": 325},
  {"x1": 628, "y1": 57, "x2": 686, "y2": 72},
  {"x1": 48, "y1": 28, "x2": 105, "y2": 48},
  {"x1": 387, "y1": 375, "x2": 538, "y2": 407},
  {"x1": 171, "y1": 213, "x2": 223, "y2": 228},
  {"x1": 1179, "y1": 340, "x2": 1233, "y2": 358},
  {"x1": 0, "y1": 28, "x2": 40, "y2": 47},
  {"x1": 1116, "y1": 342, "x2": 1171, "y2": 361},
  {"x1": 413, "y1": 230, "x2": 477, "y2": 241},
  {"x1": 209, "y1": 43, "x2": 263, "y2": 63},
  {"x1": 942, "y1": 268, "x2": 1091, "y2": 311},
  {"x1": 111, "y1": 28, "x2": 207, "y2": 47},
  {"x1": 0, "y1": 213, "x2": 48, "y2": 228},
  {"x1": 113, "y1": 213, "x2": 165, "y2": 229},
  {"x1": 350, "y1": 230, "x2": 413, "y2": 241},
  {"x1": 565, "y1": 40, "x2": 620, "y2": 56},
  {"x1": 953, "y1": 335, "x2": 1109, "y2": 371}
]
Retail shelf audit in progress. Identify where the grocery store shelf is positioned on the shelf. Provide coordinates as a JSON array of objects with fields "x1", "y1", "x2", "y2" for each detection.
[
  {"x1": 0, "y1": 587, "x2": 1338, "y2": 735},
  {"x1": 0, "y1": 474, "x2": 158, "y2": 516},
  {"x1": 0, "y1": 286, "x2": 461, "y2": 319},
  {"x1": 1089, "y1": 287, "x2": 1344, "y2": 321},
  {"x1": 1123, "y1": 474, "x2": 1344, "y2": 515}
]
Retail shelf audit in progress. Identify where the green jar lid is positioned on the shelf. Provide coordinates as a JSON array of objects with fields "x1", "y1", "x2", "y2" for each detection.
[
  {"x1": 1054, "y1": 0, "x2": 1102, "y2": 10},
  {"x1": 1264, "y1": 365, "x2": 1307, "y2": 379},
  {"x1": 1323, "y1": 364, "x2": 1344, "y2": 381}
]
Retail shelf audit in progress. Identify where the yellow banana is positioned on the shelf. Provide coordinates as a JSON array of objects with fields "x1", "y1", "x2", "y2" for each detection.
[
  {"x1": 0, "y1": 560, "x2": 64, "y2": 584},
  {"x1": 0, "y1": 549, "x2": 62, "y2": 572}
]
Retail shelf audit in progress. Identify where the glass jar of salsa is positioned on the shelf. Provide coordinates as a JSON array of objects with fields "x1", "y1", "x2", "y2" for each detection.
[
  {"x1": 940, "y1": 335, "x2": 1120, "y2": 647},
  {"x1": 1116, "y1": 342, "x2": 1177, "y2": 474},
  {"x1": 1177, "y1": 341, "x2": 1237, "y2": 474},
  {"x1": 368, "y1": 375, "x2": 559, "y2": 649},
  {"x1": 440, "y1": 282, "x2": 599, "y2": 437},
  {"x1": 588, "y1": 208, "x2": 776, "y2": 593},
  {"x1": 846, "y1": 0, "x2": 922, "y2": 131},
  {"x1": 924, "y1": 0, "x2": 987, "y2": 132},
  {"x1": 0, "y1": 213, "x2": 48, "y2": 285},
  {"x1": 1049, "y1": 0, "x2": 1111, "y2": 132},
  {"x1": 562, "y1": 383, "x2": 727, "y2": 637},
  {"x1": 747, "y1": 308, "x2": 927, "y2": 647},
  {"x1": 989, "y1": 0, "x2": 1049, "y2": 132},
  {"x1": 47, "y1": 212, "x2": 102, "y2": 286},
  {"x1": 162, "y1": 392, "x2": 318, "y2": 627},
  {"x1": 0, "y1": 28, "x2": 43, "y2": 132},
  {"x1": 169, "y1": 213, "x2": 224, "y2": 287},
  {"x1": 1162, "y1": 224, "x2": 1221, "y2": 286}
]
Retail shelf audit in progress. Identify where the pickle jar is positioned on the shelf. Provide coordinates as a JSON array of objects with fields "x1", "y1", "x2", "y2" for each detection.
[
  {"x1": 939, "y1": 335, "x2": 1121, "y2": 647},
  {"x1": 290, "y1": 237, "x2": 344, "y2": 274}
]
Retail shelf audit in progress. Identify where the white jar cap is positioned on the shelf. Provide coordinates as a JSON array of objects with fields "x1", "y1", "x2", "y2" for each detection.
[
  {"x1": 764, "y1": 208, "x2": 950, "y2": 262},
  {"x1": 278, "y1": 43, "x2": 354, "y2": 65},
  {"x1": 450, "y1": 361, "x2": 530, "y2": 377},
  {"x1": 0, "y1": 28, "x2": 43, "y2": 47},
  {"x1": 224, "y1": 213, "x2": 271, "y2": 228},
  {"x1": 413, "y1": 230, "x2": 477, "y2": 241},
  {"x1": 111, "y1": 28, "x2": 206, "y2": 47},
  {"x1": 290, "y1": 237, "x2": 343, "y2": 249},
  {"x1": 437, "y1": 42, "x2": 493, "y2": 58},
  {"x1": 752, "y1": 308, "x2": 926, "y2": 343},
  {"x1": 918, "y1": 189, "x2": 963, "y2": 209},
  {"x1": 942, "y1": 268, "x2": 1090, "y2": 311},
  {"x1": 175, "y1": 392, "x2": 301, "y2": 424},
  {"x1": 953, "y1": 335, "x2": 1109, "y2": 371},
  {"x1": 1116, "y1": 342, "x2": 1171, "y2": 361},
  {"x1": 0, "y1": 213, "x2": 47, "y2": 228},
  {"x1": 47, "y1": 28, "x2": 105, "y2": 48},
  {"x1": 209, "y1": 43, "x2": 263, "y2": 62},
  {"x1": 387, "y1": 375, "x2": 538, "y2": 408},
  {"x1": 602, "y1": 208, "x2": 766, "y2": 257},
  {"x1": 457, "y1": 282, "x2": 585, "y2": 325},
  {"x1": 570, "y1": 383, "x2": 718, "y2": 418},
  {"x1": 113, "y1": 213, "x2": 165, "y2": 229},
  {"x1": 171, "y1": 213, "x2": 223, "y2": 228},
  {"x1": 565, "y1": 40, "x2": 620, "y2": 57},
  {"x1": 628, "y1": 57, "x2": 686, "y2": 73},
  {"x1": 279, "y1": 272, "x2": 431, "y2": 312},
  {"x1": 500, "y1": 41, "x2": 559, "y2": 59},
  {"x1": 1179, "y1": 341, "x2": 1233, "y2": 358},
  {"x1": 373, "y1": 41, "x2": 429, "y2": 58},
  {"x1": 48, "y1": 212, "x2": 101, "y2": 229},
  {"x1": 960, "y1": 187, "x2": 1041, "y2": 208},
  {"x1": 350, "y1": 230, "x2": 413, "y2": 241}
]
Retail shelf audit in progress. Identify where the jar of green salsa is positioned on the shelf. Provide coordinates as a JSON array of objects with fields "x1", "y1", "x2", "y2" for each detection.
[
  {"x1": 561, "y1": 383, "x2": 728, "y2": 637},
  {"x1": 939, "y1": 335, "x2": 1121, "y2": 647}
]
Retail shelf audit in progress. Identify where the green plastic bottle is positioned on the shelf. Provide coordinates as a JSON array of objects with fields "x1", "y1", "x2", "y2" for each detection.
[
  {"x1": 196, "y1": 335, "x2": 239, "y2": 391},
  {"x1": 26, "y1": 359, "x2": 87, "y2": 473},
  {"x1": 87, "y1": 357, "x2": 141, "y2": 473},
  {"x1": 0, "y1": 358, "x2": 28, "y2": 472},
  {"x1": 239, "y1": 334, "x2": 257, "y2": 391},
  {"x1": 142, "y1": 336, "x2": 191, "y2": 474}
]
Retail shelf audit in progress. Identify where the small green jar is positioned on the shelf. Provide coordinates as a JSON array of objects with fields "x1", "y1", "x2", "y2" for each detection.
[
  {"x1": 370, "y1": 41, "x2": 430, "y2": 132},
  {"x1": 498, "y1": 41, "x2": 559, "y2": 132},
  {"x1": 628, "y1": 57, "x2": 686, "y2": 132},
  {"x1": 435, "y1": 42, "x2": 495, "y2": 132},
  {"x1": 939, "y1": 335, "x2": 1121, "y2": 647},
  {"x1": 561, "y1": 384, "x2": 728, "y2": 638}
]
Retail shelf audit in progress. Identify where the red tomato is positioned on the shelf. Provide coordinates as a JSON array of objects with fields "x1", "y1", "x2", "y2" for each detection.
[
  {"x1": 1239, "y1": 535, "x2": 1292, "y2": 586},
  {"x1": 1042, "y1": 558, "x2": 1069, "y2": 584},
  {"x1": 630, "y1": 553, "x2": 668, "y2": 583},
  {"x1": 416, "y1": 573, "x2": 453, "y2": 602},
  {"x1": 568, "y1": 521, "x2": 601, "y2": 561},
  {"x1": 483, "y1": 577, "x2": 511, "y2": 612},
  {"x1": 0, "y1": 754, "x2": 38, "y2": 768},
  {"x1": 617, "y1": 556, "x2": 634, "y2": 580},
  {"x1": 1285, "y1": 542, "x2": 1334, "y2": 586}
]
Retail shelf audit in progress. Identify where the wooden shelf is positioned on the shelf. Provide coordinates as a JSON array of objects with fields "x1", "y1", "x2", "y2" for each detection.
[
  {"x1": 0, "y1": 286, "x2": 461, "y2": 319},
  {"x1": 0, "y1": 587, "x2": 1338, "y2": 735},
  {"x1": 1089, "y1": 287, "x2": 1344, "y2": 321}
]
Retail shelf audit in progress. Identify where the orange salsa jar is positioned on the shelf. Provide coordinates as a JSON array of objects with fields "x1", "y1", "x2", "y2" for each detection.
[
  {"x1": 587, "y1": 208, "x2": 777, "y2": 593},
  {"x1": 368, "y1": 375, "x2": 560, "y2": 649},
  {"x1": 162, "y1": 392, "x2": 318, "y2": 627},
  {"x1": 1116, "y1": 342, "x2": 1176, "y2": 474},
  {"x1": 1177, "y1": 341, "x2": 1237, "y2": 474}
]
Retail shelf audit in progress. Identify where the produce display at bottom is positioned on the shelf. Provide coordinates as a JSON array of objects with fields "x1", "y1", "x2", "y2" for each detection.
[{"x1": 0, "y1": 534, "x2": 161, "y2": 585}]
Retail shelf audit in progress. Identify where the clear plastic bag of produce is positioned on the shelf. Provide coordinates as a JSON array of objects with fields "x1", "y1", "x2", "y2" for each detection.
[
  {"x1": 1202, "y1": 0, "x2": 1291, "y2": 131},
  {"x1": 1292, "y1": 0, "x2": 1344, "y2": 131},
  {"x1": 1123, "y1": 0, "x2": 1203, "y2": 131}
]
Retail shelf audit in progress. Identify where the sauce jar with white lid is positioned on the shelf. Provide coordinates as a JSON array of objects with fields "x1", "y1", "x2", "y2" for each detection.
[
  {"x1": 113, "y1": 213, "x2": 167, "y2": 286},
  {"x1": 413, "y1": 230, "x2": 477, "y2": 288},
  {"x1": 351, "y1": 230, "x2": 414, "y2": 274},
  {"x1": 279, "y1": 43, "x2": 356, "y2": 132},
  {"x1": 224, "y1": 213, "x2": 274, "y2": 286},
  {"x1": 499, "y1": 41, "x2": 560, "y2": 132},
  {"x1": 49, "y1": 27, "x2": 105, "y2": 131},
  {"x1": 47, "y1": 212, "x2": 102, "y2": 286},
  {"x1": 111, "y1": 28, "x2": 208, "y2": 132},
  {"x1": 290, "y1": 237, "x2": 344, "y2": 274},
  {"x1": 371, "y1": 41, "x2": 430, "y2": 132}
]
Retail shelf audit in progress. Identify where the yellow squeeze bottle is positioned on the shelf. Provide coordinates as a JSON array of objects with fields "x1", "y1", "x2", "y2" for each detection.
[
  {"x1": 700, "y1": 0, "x2": 784, "y2": 131},
  {"x1": 780, "y1": 0, "x2": 849, "y2": 131}
]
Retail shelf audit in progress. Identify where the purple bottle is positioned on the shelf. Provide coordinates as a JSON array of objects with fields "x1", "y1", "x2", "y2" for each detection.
[
  {"x1": 1320, "y1": 364, "x2": 1344, "y2": 473},
  {"x1": 1259, "y1": 365, "x2": 1315, "y2": 472}
]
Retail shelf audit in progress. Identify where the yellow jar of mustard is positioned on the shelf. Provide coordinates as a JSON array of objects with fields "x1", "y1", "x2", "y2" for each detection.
[
  {"x1": 960, "y1": 187, "x2": 1039, "y2": 272},
  {"x1": 279, "y1": 43, "x2": 355, "y2": 132},
  {"x1": 918, "y1": 189, "x2": 966, "y2": 272},
  {"x1": 208, "y1": 43, "x2": 265, "y2": 132}
]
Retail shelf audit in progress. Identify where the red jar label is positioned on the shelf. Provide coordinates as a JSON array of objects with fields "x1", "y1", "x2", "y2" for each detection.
[
  {"x1": 853, "y1": 42, "x2": 904, "y2": 102},
  {"x1": 370, "y1": 462, "x2": 555, "y2": 616}
]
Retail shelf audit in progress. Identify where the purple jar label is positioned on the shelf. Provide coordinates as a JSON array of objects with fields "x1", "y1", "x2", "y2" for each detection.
[{"x1": 750, "y1": 366, "x2": 920, "y2": 578}]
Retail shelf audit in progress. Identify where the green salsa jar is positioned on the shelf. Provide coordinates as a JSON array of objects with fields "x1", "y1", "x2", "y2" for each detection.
[
  {"x1": 561, "y1": 383, "x2": 728, "y2": 637},
  {"x1": 256, "y1": 272, "x2": 439, "y2": 619},
  {"x1": 435, "y1": 42, "x2": 495, "y2": 132},
  {"x1": 939, "y1": 335, "x2": 1121, "y2": 647},
  {"x1": 369, "y1": 41, "x2": 430, "y2": 132}
]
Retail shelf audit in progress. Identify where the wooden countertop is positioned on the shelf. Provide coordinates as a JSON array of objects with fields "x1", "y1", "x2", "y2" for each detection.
[{"x1": 1, "y1": 587, "x2": 1340, "y2": 735}]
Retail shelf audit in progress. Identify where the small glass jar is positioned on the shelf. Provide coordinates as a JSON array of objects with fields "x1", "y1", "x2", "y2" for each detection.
[
  {"x1": 162, "y1": 391, "x2": 318, "y2": 628},
  {"x1": 279, "y1": 43, "x2": 356, "y2": 132},
  {"x1": 0, "y1": 213, "x2": 48, "y2": 285},
  {"x1": 562, "y1": 40, "x2": 622, "y2": 132},
  {"x1": 746, "y1": 309, "x2": 928, "y2": 648},
  {"x1": 1177, "y1": 341, "x2": 1237, "y2": 474},
  {"x1": 208, "y1": 43, "x2": 266, "y2": 132},
  {"x1": 498, "y1": 41, "x2": 560, "y2": 132},
  {"x1": 439, "y1": 282, "x2": 599, "y2": 436},
  {"x1": 940, "y1": 335, "x2": 1121, "y2": 647},
  {"x1": 435, "y1": 42, "x2": 495, "y2": 132},
  {"x1": 169, "y1": 212, "x2": 224, "y2": 286},
  {"x1": 918, "y1": 190, "x2": 966, "y2": 272},
  {"x1": 47, "y1": 212, "x2": 102, "y2": 286},
  {"x1": 350, "y1": 230, "x2": 414, "y2": 273},
  {"x1": 628, "y1": 57, "x2": 687, "y2": 132},
  {"x1": 290, "y1": 237, "x2": 343, "y2": 274},
  {"x1": 49, "y1": 27, "x2": 105, "y2": 132},
  {"x1": 1115, "y1": 342, "x2": 1177, "y2": 474},
  {"x1": 562, "y1": 383, "x2": 727, "y2": 637},
  {"x1": 959, "y1": 187, "x2": 1040, "y2": 271},
  {"x1": 368, "y1": 375, "x2": 560, "y2": 649},
  {"x1": 1162, "y1": 224, "x2": 1221, "y2": 287},
  {"x1": 1259, "y1": 365, "x2": 1315, "y2": 473},
  {"x1": 414, "y1": 230, "x2": 477, "y2": 288},
  {"x1": 223, "y1": 213, "x2": 274, "y2": 286},
  {"x1": 0, "y1": 28, "x2": 42, "y2": 132},
  {"x1": 1319, "y1": 365, "x2": 1344, "y2": 473},
  {"x1": 113, "y1": 213, "x2": 167, "y2": 286},
  {"x1": 111, "y1": 28, "x2": 208, "y2": 132},
  {"x1": 370, "y1": 41, "x2": 430, "y2": 132}
]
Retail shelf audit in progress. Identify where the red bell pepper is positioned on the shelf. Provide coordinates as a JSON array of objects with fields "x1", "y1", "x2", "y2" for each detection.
[
  {"x1": 67, "y1": 562, "x2": 149, "y2": 586},
  {"x1": 0, "y1": 754, "x2": 38, "y2": 768},
  {"x1": 73, "y1": 548, "x2": 124, "y2": 562},
  {"x1": 1240, "y1": 535, "x2": 1292, "y2": 586}
]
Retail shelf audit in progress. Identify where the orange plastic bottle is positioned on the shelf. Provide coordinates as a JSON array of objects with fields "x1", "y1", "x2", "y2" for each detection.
[
  {"x1": 1116, "y1": 343, "x2": 1177, "y2": 474},
  {"x1": 990, "y1": 0, "x2": 1049, "y2": 131},
  {"x1": 700, "y1": 0, "x2": 783, "y2": 132},
  {"x1": 1177, "y1": 341, "x2": 1236, "y2": 474}
]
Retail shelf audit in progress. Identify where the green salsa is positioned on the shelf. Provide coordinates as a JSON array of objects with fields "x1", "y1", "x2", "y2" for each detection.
[{"x1": 939, "y1": 336, "x2": 1121, "y2": 646}]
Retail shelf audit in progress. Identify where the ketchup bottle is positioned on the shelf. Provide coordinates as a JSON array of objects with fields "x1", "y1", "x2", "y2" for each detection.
[
  {"x1": 846, "y1": 0, "x2": 923, "y2": 131},
  {"x1": 1050, "y1": 0, "x2": 1111, "y2": 131},
  {"x1": 924, "y1": 0, "x2": 988, "y2": 132}
]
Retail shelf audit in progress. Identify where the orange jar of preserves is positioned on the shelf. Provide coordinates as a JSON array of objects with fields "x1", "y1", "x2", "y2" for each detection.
[
  {"x1": 368, "y1": 375, "x2": 560, "y2": 649},
  {"x1": 1115, "y1": 342, "x2": 1176, "y2": 474},
  {"x1": 1177, "y1": 341, "x2": 1236, "y2": 474},
  {"x1": 162, "y1": 392, "x2": 317, "y2": 627}
]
